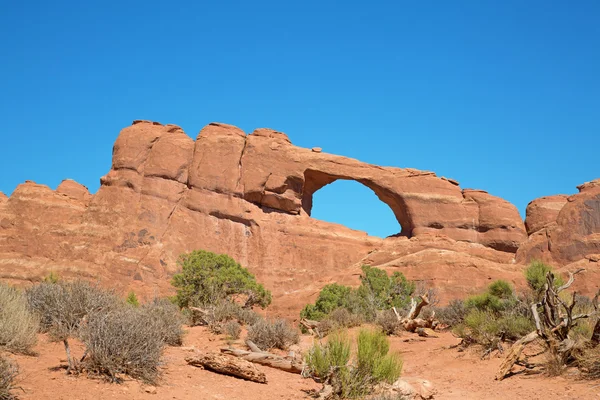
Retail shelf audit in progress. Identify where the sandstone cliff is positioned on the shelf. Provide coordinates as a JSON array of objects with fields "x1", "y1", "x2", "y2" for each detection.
[{"x1": 0, "y1": 121, "x2": 598, "y2": 316}]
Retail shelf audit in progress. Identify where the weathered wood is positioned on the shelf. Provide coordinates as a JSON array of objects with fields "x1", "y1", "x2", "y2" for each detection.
[
  {"x1": 186, "y1": 352, "x2": 267, "y2": 384},
  {"x1": 221, "y1": 347, "x2": 304, "y2": 374},
  {"x1": 495, "y1": 331, "x2": 539, "y2": 380},
  {"x1": 246, "y1": 340, "x2": 265, "y2": 353},
  {"x1": 591, "y1": 319, "x2": 600, "y2": 347}
]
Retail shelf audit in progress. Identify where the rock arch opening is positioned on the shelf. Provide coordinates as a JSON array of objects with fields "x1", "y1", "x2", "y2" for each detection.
[{"x1": 301, "y1": 169, "x2": 410, "y2": 238}]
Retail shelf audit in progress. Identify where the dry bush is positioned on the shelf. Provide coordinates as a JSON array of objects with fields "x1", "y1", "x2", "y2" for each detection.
[
  {"x1": 223, "y1": 321, "x2": 242, "y2": 340},
  {"x1": 80, "y1": 307, "x2": 164, "y2": 384},
  {"x1": 141, "y1": 298, "x2": 184, "y2": 346},
  {"x1": 0, "y1": 284, "x2": 38, "y2": 355},
  {"x1": 575, "y1": 345, "x2": 600, "y2": 379},
  {"x1": 247, "y1": 318, "x2": 299, "y2": 350},
  {"x1": 0, "y1": 354, "x2": 19, "y2": 400},
  {"x1": 376, "y1": 310, "x2": 400, "y2": 335},
  {"x1": 26, "y1": 280, "x2": 119, "y2": 372},
  {"x1": 433, "y1": 299, "x2": 467, "y2": 327},
  {"x1": 26, "y1": 281, "x2": 118, "y2": 339}
]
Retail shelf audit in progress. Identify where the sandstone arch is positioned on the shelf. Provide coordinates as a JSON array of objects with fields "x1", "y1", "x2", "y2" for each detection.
[{"x1": 301, "y1": 169, "x2": 410, "y2": 237}]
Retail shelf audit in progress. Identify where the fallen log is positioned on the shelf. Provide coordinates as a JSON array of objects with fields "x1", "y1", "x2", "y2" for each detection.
[
  {"x1": 186, "y1": 352, "x2": 267, "y2": 384},
  {"x1": 495, "y1": 331, "x2": 539, "y2": 380},
  {"x1": 221, "y1": 347, "x2": 304, "y2": 374}
]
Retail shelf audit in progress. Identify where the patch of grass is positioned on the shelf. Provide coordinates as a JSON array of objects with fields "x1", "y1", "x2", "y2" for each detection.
[
  {"x1": 247, "y1": 318, "x2": 299, "y2": 350},
  {"x1": 0, "y1": 283, "x2": 39, "y2": 355}
]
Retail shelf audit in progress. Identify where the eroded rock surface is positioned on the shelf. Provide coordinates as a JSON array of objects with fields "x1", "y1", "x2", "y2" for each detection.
[{"x1": 0, "y1": 121, "x2": 597, "y2": 316}]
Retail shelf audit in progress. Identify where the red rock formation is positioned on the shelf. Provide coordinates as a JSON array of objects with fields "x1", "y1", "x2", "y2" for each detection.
[
  {"x1": 518, "y1": 179, "x2": 600, "y2": 266},
  {"x1": 0, "y1": 120, "x2": 595, "y2": 316}
]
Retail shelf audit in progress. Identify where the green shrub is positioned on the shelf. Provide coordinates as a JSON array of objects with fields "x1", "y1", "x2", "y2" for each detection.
[
  {"x1": 126, "y1": 291, "x2": 140, "y2": 307},
  {"x1": 305, "y1": 330, "x2": 352, "y2": 380},
  {"x1": 171, "y1": 250, "x2": 271, "y2": 310},
  {"x1": 0, "y1": 283, "x2": 38, "y2": 355},
  {"x1": 80, "y1": 307, "x2": 164, "y2": 384},
  {"x1": 0, "y1": 354, "x2": 19, "y2": 400},
  {"x1": 525, "y1": 261, "x2": 564, "y2": 299},
  {"x1": 305, "y1": 329, "x2": 402, "y2": 399},
  {"x1": 301, "y1": 284, "x2": 353, "y2": 321},
  {"x1": 357, "y1": 266, "x2": 415, "y2": 311},
  {"x1": 300, "y1": 266, "x2": 418, "y2": 328},
  {"x1": 456, "y1": 309, "x2": 533, "y2": 346},
  {"x1": 464, "y1": 280, "x2": 518, "y2": 314},
  {"x1": 487, "y1": 280, "x2": 514, "y2": 299},
  {"x1": 140, "y1": 298, "x2": 184, "y2": 346},
  {"x1": 247, "y1": 318, "x2": 299, "y2": 350}
]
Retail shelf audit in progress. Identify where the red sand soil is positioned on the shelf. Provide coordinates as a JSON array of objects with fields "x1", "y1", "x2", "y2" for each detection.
[{"x1": 9, "y1": 327, "x2": 600, "y2": 400}]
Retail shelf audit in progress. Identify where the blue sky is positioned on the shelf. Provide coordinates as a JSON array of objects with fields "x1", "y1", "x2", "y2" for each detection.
[{"x1": 0, "y1": 1, "x2": 598, "y2": 237}]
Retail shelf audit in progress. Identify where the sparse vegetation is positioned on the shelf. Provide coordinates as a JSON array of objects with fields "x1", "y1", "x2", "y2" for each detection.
[
  {"x1": 247, "y1": 318, "x2": 299, "y2": 350},
  {"x1": 125, "y1": 291, "x2": 140, "y2": 307},
  {"x1": 223, "y1": 320, "x2": 242, "y2": 340},
  {"x1": 525, "y1": 260, "x2": 564, "y2": 300},
  {"x1": 301, "y1": 266, "x2": 417, "y2": 331},
  {"x1": 305, "y1": 329, "x2": 402, "y2": 399},
  {"x1": 140, "y1": 297, "x2": 184, "y2": 346},
  {"x1": 26, "y1": 280, "x2": 119, "y2": 372},
  {"x1": 80, "y1": 306, "x2": 164, "y2": 384},
  {"x1": 452, "y1": 280, "x2": 533, "y2": 347},
  {"x1": 0, "y1": 283, "x2": 39, "y2": 355},
  {"x1": 0, "y1": 354, "x2": 19, "y2": 400}
]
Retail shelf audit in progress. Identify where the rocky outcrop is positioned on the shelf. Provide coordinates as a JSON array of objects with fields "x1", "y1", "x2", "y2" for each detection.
[
  {"x1": 524, "y1": 195, "x2": 569, "y2": 235},
  {"x1": 0, "y1": 121, "x2": 596, "y2": 316},
  {"x1": 518, "y1": 179, "x2": 600, "y2": 266}
]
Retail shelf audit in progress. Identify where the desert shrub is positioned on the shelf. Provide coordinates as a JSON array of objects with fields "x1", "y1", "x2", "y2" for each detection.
[
  {"x1": 464, "y1": 280, "x2": 517, "y2": 314},
  {"x1": 224, "y1": 321, "x2": 242, "y2": 340},
  {"x1": 575, "y1": 344, "x2": 600, "y2": 379},
  {"x1": 26, "y1": 280, "x2": 120, "y2": 371},
  {"x1": 305, "y1": 329, "x2": 402, "y2": 399},
  {"x1": 357, "y1": 266, "x2": 415, "y2": 312},
  {"x1": 171, "y1": 250, "x2": 271, "y2": 310},
  {"x1": 453, "y1": 280, "x2": 533, "y2": 348},
  {"x1": 0, "y1": 354, "x2": 19, "y2": 400},
  {"x1": 191, "y1": 300, "x2": 261, "y2": 331},
  {"x1": 80, "y1": 307, "x2": 164, "y2": 384},
  {"x1": 301, "y1": 284, "x2": 353, "y2": 321},
  {"x1": 125, "y1": 291, "x2": 140, "y2": 307},
  {"x1": 525, "y1": 261, "x2": 564, "y2": 300},
  {"x1": 301, "y1": 266, "x2": 420, "y2": 331},
  {"x1": 0, "y1": 283, "x2": 38, "y2": 355},
  {"x1": 434, "y1": 299, "x2": 467, "y2": 327},
  {"x1": 140, "y1": 298, "x2": 184, "y2": 346},
  {"x1": 247, "y1": 318, "x2": 299, "y2": 350},
  {"x1": 357, "y1": 329, "x2": 402, "y2": 384},
  {"x1": 376, "y1": 310, "x2": 400, "y2": 335},
  {"x1": 305, "y1": 330, "x2": 351, "y2": 380},
  {"x1": 456, "y1": 309, "x2": 533, "y2": 346}
]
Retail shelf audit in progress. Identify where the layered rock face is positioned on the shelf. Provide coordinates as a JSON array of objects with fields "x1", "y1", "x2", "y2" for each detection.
[{"x1": 0, "y1": 121, "x2": 597, "y2": 316}]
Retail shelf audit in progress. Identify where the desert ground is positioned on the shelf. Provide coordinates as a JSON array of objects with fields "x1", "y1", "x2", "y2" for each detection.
[{"x1": 9, "y1": 326, "x2": 599, "y2": 400}]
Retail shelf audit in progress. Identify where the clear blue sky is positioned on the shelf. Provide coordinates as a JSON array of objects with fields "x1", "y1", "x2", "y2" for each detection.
[{"x1": 1, "y1": 1, "x2": 598, "y2": 237}]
